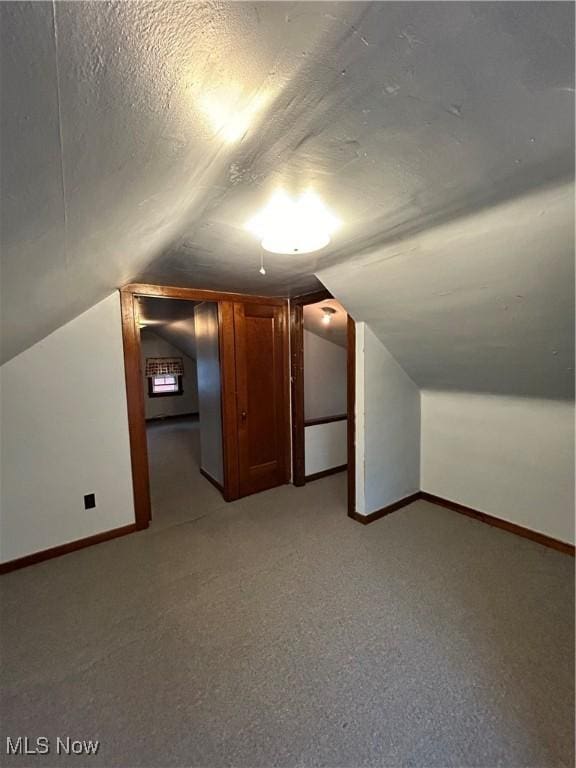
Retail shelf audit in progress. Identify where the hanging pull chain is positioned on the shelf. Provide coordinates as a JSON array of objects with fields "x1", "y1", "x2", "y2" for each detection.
[{"x1": 259, "y1": 246, "x2": 266, "y2": 276}]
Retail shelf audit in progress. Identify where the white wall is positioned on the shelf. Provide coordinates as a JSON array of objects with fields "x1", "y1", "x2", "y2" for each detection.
[
  {"x1": 140, "y1": 329, "x2": 198, "y2": 419},
  {"x1": 304, "y1": 330, "x2": 347, "y2": 420},
  {"x1": 305, "y1": 421, "x2": 347, "y2": 476},
  {"x1": 421, "y1": 390, "x2": 575, "y2": 544},
  {"x1": 355, "y1": 323, "x2": 421, "y2": 515},
  {"x1": 0, "y1": 293, "x2": 135, "y2": 563},
  {"x1": 194, "y1": 302, "x2": 223, "y2": 485}
]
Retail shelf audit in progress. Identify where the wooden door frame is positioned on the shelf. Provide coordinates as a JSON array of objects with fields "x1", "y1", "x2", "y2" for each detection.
[
  {"x1": 120, "y1": 283, "x2": 288, "y2": 529},
  {"x1": 289, "y1": 290, "x2": 356, "y2": 516}
]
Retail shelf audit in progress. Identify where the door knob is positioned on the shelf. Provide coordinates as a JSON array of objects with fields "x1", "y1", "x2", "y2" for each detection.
[{"x1": 241, "y1": 410, "x2": 247, "y2": 421}]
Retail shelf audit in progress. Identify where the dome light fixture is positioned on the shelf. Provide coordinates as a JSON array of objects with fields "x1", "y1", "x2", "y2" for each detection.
[
  {"x1": 321, "y1": 306, "x2": 336, "y2": 325},
  {"x1": 246, "y1": 190, "x2": 340, "y2": 255}
]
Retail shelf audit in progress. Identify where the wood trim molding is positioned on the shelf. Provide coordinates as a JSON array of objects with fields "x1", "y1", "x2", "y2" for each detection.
[
  {"x1": 146, "y1": 412, "x2": 198, "y2": 423},
  {"x1": 120, "y1": 290, "x2": 151, "y2": 529},
  {"x1": 347, "y1": 316, "x2": 356, "y2": 519},
  {"x1": 123, "y1": 286, "x2": 289, "y2": 510},
  {"x1": 349, "y1": 489, "x2": 575, "y2": 556},
  {"x1": 289, "y1": 287, "x2": 352, "y2": 492},
  {"x1": 289, "y1": 288, "x2": 332, "y2": 488},
  {"x1": 421, "y1": 492, "x2": 575, "y2": 556},
  {"x1": 304, "y1": 413, "x2": 347, "y2": 427},
  {"x1": 200, "y1": 468, "x2": 225, "y2": 495},
  {"x1": 305, "y1": 464, "x2": 347, "y2": 483},
  {"x1": 0, "y1": 523, "x2": 139, "y2": 574},
  {"x1": 290, "y1": 288, "x2": 332, "y2": 307},
  {"x1": 122, "y1": 283, "x2": 286, "y2": 306},
  {"x1": 348, "y1": 492, "x2": 421, "y2": 525},
  {"x1": 290, "y1": 301, "x2": 306, "y2": 486},
  {"x1": 218, "y1": 301, "x2": 240, "y2": 502},
  {"x1": 280, "y1": 302, "x2": 293, "y2": 484}
]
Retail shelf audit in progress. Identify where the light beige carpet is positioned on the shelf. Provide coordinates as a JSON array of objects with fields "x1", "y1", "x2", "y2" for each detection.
[
  {"x1": 1, "y1": 435, "x2": 573, "y2": 767},
  {"x1": 146, "y1": 416, "x2": 226, "y2": 531}
]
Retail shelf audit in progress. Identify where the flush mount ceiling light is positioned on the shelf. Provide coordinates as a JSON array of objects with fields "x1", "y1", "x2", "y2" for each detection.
[
  {"x1": 245, "y1": 191, "x2": 340, "y2": 255},
  {"x1": 321, "y1": 306, "x2": 336, "y2": 325}
]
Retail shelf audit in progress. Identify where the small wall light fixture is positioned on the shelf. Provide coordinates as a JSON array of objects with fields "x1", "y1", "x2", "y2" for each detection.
[{"x1": 321, "y1": 307, "x2": 336, "y2": 325}]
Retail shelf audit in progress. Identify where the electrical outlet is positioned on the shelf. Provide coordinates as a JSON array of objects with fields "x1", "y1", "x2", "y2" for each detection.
[{"x1": 84, "y1": 493, "x2": 96, "y2": 510}]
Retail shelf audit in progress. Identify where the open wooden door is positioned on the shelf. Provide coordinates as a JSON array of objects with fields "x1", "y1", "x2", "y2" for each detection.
[{"x1": 233, "y1": 302, "x2": 290, "y2": 497}]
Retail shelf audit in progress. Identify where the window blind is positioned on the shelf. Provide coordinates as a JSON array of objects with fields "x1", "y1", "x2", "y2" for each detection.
[{"x1": 145, "y1": 357, "x2": 184, "y2": 376}]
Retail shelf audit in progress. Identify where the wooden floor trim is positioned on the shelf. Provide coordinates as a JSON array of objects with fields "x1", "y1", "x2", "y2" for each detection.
[
  {"x1": 348, "y1": 492, "x2": 421, "y2": 525},
  {"x1": 348, "y1": 490, "x2": 574, "y2": 555},
  {"x1": 421, "y1": 492, "x2": 575, "y2": 556},
  {"x1": 304, "y1": 414, "x2": 347, "y2": 427},
  {"x1": 5, "y1": 488, "x2": 571, "y2": 574},
  {"x1": 0, "y1": 523, "x2": 140, "y2": 574},
  {"x1": 146, "y1": 412, "x2": 198, "y2": 423},
  {"x1": 200, "y1": 468, "x2": 225, "y2": 496},
  {"x1": 305, "y1": 464, "x2": 347, "y2": 483}
]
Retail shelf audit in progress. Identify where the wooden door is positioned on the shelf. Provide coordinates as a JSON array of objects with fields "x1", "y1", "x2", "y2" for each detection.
[{"x1": 233, "y1": 302, "x2": 289, "y2": 497}]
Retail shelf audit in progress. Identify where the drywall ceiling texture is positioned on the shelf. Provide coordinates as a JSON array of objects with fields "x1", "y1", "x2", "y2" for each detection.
[
  {"x1": 1, "y1": 2, "x2": 574, "y2": 369},
  {"x1": 320, "y1": 183, "x2": 574, "y2": 399}
]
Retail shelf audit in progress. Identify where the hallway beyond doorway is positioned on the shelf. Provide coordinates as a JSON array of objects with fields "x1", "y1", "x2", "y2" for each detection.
[{"x1": 147, "y1": 416, "x2": 225, "y2": 531}]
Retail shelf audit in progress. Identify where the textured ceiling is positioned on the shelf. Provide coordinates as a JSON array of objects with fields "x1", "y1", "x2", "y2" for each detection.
[
  {"x1": 1, "y1": 1, "x2": 574, "y2": 394},
  {"x1": 320, "y1": 182, "x2": 574, "y2": 399}
]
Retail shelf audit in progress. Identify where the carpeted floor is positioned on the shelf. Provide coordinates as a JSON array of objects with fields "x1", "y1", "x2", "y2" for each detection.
[
  {"x1": 0, "y1": 436, "x2": 574, "y2": 766},
  {"x1": 146, "y1": 415, "x2": 226, "y2": 531}
]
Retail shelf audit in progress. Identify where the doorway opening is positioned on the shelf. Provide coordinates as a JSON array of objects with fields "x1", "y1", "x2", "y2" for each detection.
[
  {"x1": 137, "y1": 296, "x2": 224, "y2": 529},
  {"x1": 120, "y1": 284, "x2": 291, "y2": 530},
  {"x1": 290, "y1": 290, "x2": 356, "y2": 517}
]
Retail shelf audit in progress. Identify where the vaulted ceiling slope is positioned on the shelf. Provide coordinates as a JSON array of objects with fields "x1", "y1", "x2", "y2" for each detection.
[
  {"x1": 1, "y1": 2, "x2": 573, "y2": 367},
  {"x1": 138, "y1": 297, "x2": 198, "y2": 360},
  {"x1": 319, "y1": 182, "x2": 574, "y2": 399}
]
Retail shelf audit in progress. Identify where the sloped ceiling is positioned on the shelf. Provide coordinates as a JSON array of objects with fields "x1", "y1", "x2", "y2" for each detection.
[
  {"x1": 1, "y1": 1, "x2": 574, "y2": 389},
  {"x1": 319, "y1": 182, "x2": 574, "y2": 399},
  {"x1": 138, "y1": 297, "x2": 199, "y2": 360}
]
